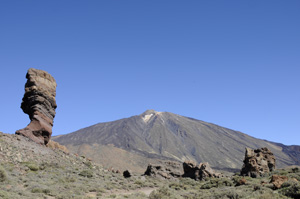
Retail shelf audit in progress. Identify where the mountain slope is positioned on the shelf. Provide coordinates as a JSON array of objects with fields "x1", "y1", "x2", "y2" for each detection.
[{"x1": 54, "y1": 110, "x2": 300, "y2": 173}]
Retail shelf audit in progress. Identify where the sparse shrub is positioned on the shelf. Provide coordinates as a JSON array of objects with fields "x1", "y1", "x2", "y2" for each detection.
[
  {"x1": 134, "y1": 180, "x2": 145, "y2": 187},
  {"x1": 23, "y1": 162, "x2": 39, "y2": 171},
  {"x1": 253, "y1": 184, "x2": 261, "y2": 191},
  {"x1": 79, "y1": 170, "x2": 93, "y2": 178},
  {"x1": 201, "y1": 178, "x2": 233, "y2": 189},
  {"x1": 128, "y1": 192, "x2": 148, "y2": 198},
  {"x1": 31, "y1": 187, "x2": 50, "y2": 194},
  {"x1": 65, "y1": 176, "x2": 76, "y2": 182},
  {"x1": 149, "y1": 186, "x2": 181, "y2": 199},
  {"x1": 0, "y1": 166, "x2": 7, "y2": 182},
  {"x1": 0, "y1": 190, "x2": 10, "y2": 199},
  {"x1": 288, "y1": 174, "x2": 300, "y2": 182},
  {"x1": 84, "y1": 160, "x2": 93, "y2": 168},
  {"x1": 219, "y1": 189, "x2": 239, "y2": 199},
  {"x1": 292, "y1": 167, "x2": 300, "y2": 173},
  {"x1": 273, "y1": 169, "x2": 288, "y2": 176},
  {"x1": 279, "y1": 180, "x2": 300, "y2": 198},
  {"x1": 169, "y1": 182, "x2": 182, "y2": 190}
]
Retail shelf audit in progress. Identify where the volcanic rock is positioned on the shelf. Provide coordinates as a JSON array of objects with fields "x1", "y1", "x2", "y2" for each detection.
[
  {"x1": 144, "y1": 161, "x2": 183, "y2": 180},
  {"x1": 16, "y1": 68, "x2": 57, "y2": 145},
  {"x1": 270, "y1": 175, "x2": 288, "y2": 189},
  {"x1": 123, "y1": 170, "x2": 131, "y2": 178},
  {"x1": 240, "y1": 147, "x2": 276, "y2": 178},
  {"x1": 235, "y1": 178, "x2": 247, "y2": 186},
  {"x1": 182, "y1": 161, "x2": 221, "y2": 180}
]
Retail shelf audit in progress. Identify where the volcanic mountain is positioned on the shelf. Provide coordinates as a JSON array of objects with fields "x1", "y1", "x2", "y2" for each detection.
[{"x1": 53, "y1": 110, "x2": 300, "y2": 173}]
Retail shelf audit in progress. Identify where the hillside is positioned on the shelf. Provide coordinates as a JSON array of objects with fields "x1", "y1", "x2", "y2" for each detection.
[
  {"x1": 53, "y1": 110, "x2": 300, "y2": 173},
  {"x1": 0, "y1": 131, "x2": 166, "y2": 198},
  {"x1": 1, "y1": 130, "x2": 299, "y2": 199}
]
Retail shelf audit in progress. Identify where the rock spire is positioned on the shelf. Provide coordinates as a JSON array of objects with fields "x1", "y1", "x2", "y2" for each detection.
[{"x1": 16, "y1": 68, "x2": 57, "y2": 145}]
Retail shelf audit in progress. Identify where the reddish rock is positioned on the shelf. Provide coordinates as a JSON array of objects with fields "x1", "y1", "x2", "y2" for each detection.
[
  {"x1": 270, "y1": 175, "x2": 288, "y2": 189},
  {"x1": 236, "y1": 178, "x2": 247, "y2": 186},
  {"x1": 240, "y1": 147, "x2": 276, "y2": 178},
  {"x1": 16, "y1": 68, "x2": 57, "y2": 145},
  {"x1": 183, "y1": 161, "x2": 221, "y2": 180}
]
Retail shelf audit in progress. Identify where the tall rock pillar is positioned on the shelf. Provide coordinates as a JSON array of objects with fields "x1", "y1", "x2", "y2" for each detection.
[{"x1": 16, "y1": 68, "x2": 57, "y2": 145}]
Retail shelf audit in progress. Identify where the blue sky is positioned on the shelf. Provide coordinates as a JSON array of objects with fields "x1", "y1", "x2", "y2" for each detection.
[{"x1": 1, "y1": 1, "x2": 299, "y2": 145}]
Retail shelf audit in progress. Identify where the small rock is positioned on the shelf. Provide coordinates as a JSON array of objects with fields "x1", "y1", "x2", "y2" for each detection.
[
  {"x1": 123, "y1": 170, "x2": 131, "y2": 178},
  {"x1": 236, "y1": 178, "x2": 247, "y2": 186}
]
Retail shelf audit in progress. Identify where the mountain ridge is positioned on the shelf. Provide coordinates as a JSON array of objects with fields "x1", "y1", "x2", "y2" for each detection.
[{"x1": 54, "y1": 110, "x2": 300, "y2": 173}]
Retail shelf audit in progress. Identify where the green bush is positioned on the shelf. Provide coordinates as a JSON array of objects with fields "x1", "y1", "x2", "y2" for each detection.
[
  {"x1": 279, "y1": 180, "x2": 300, "y2": 198},
  {"x1": 134, "y1": 180, "x2": 146, "y2": 187},
  {"x1": 201, "y1": 178, "x2": 233, "y2": 189},
  {"x1": 31, "y1": 187, "x2": 51, "y2": 194},
  {"x1": 292, "y1": 167, "x2": 300, "y2": 173},
  {"x1": 84, "y1": 161, "x2": 93, "y2": 168},
  {"x1": 287, "y1": 173, "x2": 300, "y2": 181},
  {"x1": 0, "y1": 166, "x2": 7, "y2": 182},
  {"x1": 79, "y1": 170, "x2": 93, "y2": 178},
  {"x1": 23, "y1": 162, "x2": 39, "y2": 171},
  {"x1": 0, "y1": 190, "x2": 10, "y2": 199},
  {"x1": 149, "y1": 186, "x2": 182, "y2": 199}
]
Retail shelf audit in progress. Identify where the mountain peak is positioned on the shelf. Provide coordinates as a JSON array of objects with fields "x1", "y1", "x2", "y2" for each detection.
[
  {"x1": 142, "y1": 109, "x2": 160, "y2": 115},
  {"x1": 141, "y1": 109, "x2": 162, "y2": 123}
]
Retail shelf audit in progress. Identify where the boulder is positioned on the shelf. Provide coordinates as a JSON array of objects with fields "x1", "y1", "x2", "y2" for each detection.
[
  {"x1": 182, "y1": 161, "x2": 221, "y2": 180},
  {"x1": 123, "y1": 170, "x2": 131, "y2": 178},
  {"x1": 235, "y1": 178, "x2": 247, "y2": 186},
  {"x1": 144, "y1": 161, "x2": 183, "y2": 180},
  {"x1": 16, "y1": 68, "x2": 57, "y2": 145},
  {"x1": 240, "y1": 147, "x2": 276, "y2": 178},
  {"x1": 270, "y1": 175, "x2": 288, "y2": 189}
]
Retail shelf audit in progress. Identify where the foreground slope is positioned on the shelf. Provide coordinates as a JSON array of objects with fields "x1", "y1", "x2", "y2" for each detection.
[
  {"x1": 54, "y1": 110, "x2": 300, "y2": 173},
  {"x1": 0, "y1": 132, "x2": 163, "y2": 198}
]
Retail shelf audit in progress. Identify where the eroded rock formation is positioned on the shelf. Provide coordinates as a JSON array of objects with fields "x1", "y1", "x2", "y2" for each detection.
[
  {"x1": 240, "y1": 147, "x2": 276, "y2": 178},
  {"x1": 16, "y1": 68, "x2": 57, "y2": 145},
  {"x1": 144, "y1": 161, "x2": 183, "y2": 180},
  {"x1": 182, "y1": 161, "x2": 222, "y2": 180}
]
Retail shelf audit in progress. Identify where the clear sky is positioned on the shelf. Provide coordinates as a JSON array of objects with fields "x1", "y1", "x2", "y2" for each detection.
[{"x1": 1, "y1": 1, "x2": 299, "y2": 145}]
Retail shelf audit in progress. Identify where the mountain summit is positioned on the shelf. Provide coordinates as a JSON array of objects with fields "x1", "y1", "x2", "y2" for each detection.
[{"x1": 54, "y1": 110, "x2": 300, "y2": 173}]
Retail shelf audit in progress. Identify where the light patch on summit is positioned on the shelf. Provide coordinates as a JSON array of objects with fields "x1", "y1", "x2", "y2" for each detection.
[{"x1": 143, "y1": 114, "x2": 154, "y2": 122}]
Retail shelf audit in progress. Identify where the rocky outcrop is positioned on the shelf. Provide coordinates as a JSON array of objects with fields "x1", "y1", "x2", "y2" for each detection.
[
  {"x1": 144, "y1": 161, "x2": 183, "y2": 180},
  {"x1": 270, "y1": 175, "x2": 288, "y2": 189},
  {"x1": 240, "y1": 147, "x2": 276, "y2": 178},
  {"x1": 16, "y1": 68, "x2": 57, "y2": 145},
  {"x1": 182, "y1": 161, "x2": 222, "y2": 180}
]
